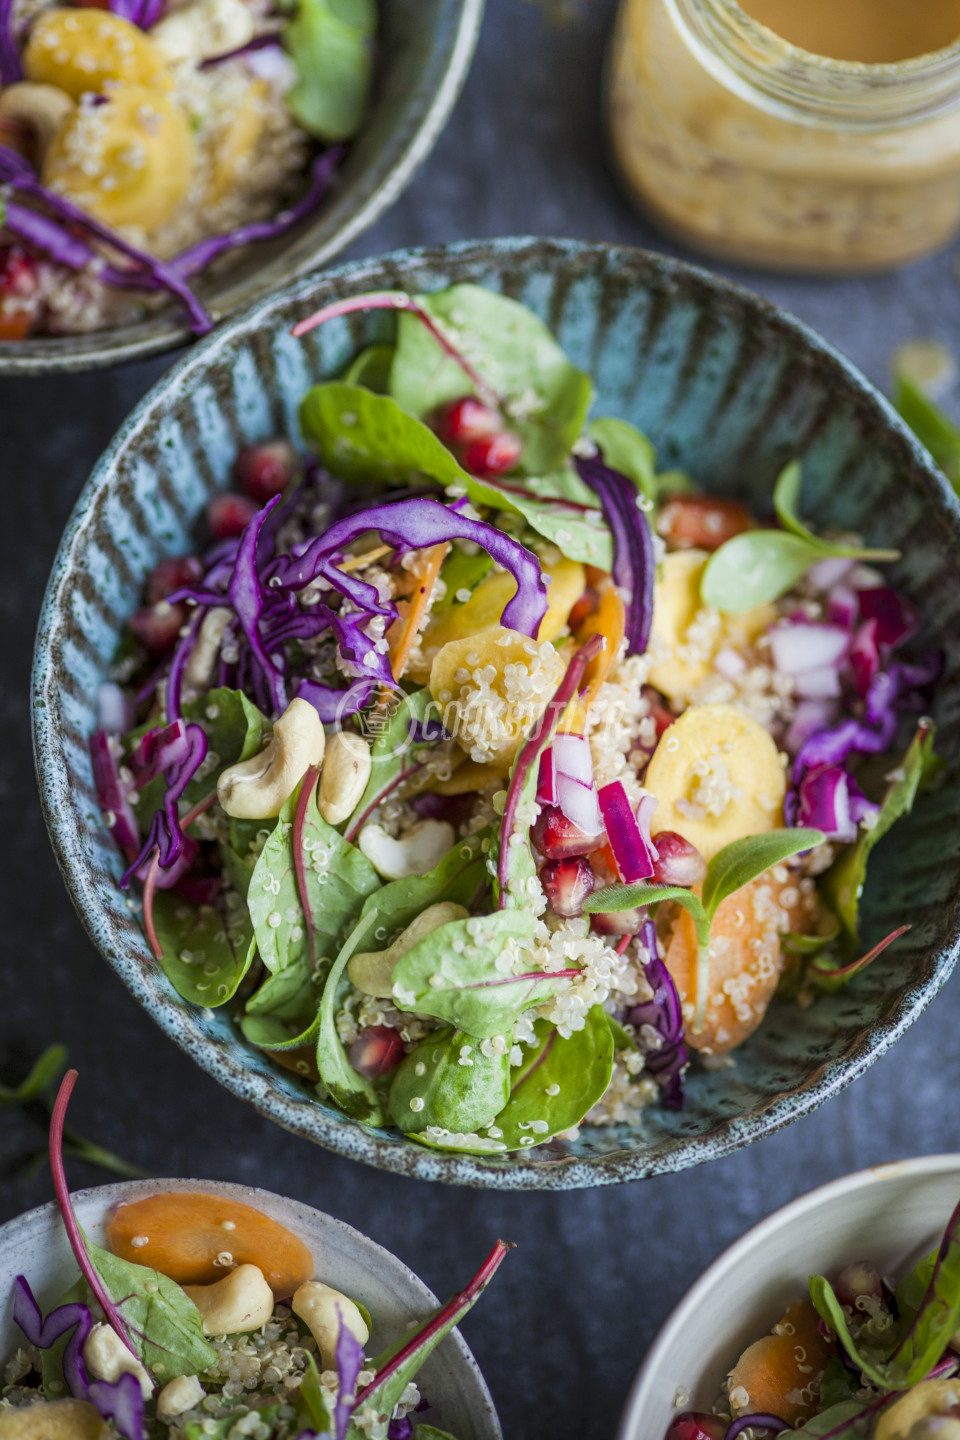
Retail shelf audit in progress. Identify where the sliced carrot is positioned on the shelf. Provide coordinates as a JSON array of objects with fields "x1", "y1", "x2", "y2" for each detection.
[
  {"x1": 560, "y1": 582, "x2": 625, "y2": 732},
  {"x1": 387, "y1": 542, "x2": 449, "y2": 681},
  {"x1": 108, "y1": 1191, "x2": 314, "y2": 1296},
  {"x1": 728, "y1": 1300, "x2": 832, "y2": 1426},
  {"x1": 0, "y1": 313, "x2": 32, "y2": 342}
]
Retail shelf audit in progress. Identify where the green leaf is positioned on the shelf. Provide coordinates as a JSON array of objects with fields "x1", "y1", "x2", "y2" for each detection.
[
  {"x1": 700, "y1": 528, "x2": 821, "y2": 613},
  {"x1": 818, "y1": 1355, "x2": 863, "y2": 1409},
  {"x1": 343, "y1": 344, "x2": 395, "y2": 393},
  {"x1": 389, "y1": 284, "x2": 594, "y2": 474},
  {"x1": 701, "y1": 828, "x2": 825, "y2": 922},
  {"x1": 783, "y1": 925, "x2": 840, "y2": 956},
  {"x1": 357, "y1": 833, "x2": 489, "y2": 945},
  {"x1": 86, "y1": 1241, "x2": 217, "y2": 1381},
  {"x1": 241, "y1": 958, "x2": 323, "y2": 1049},
  {"x1": 895, "y1": 1249, "x2": 936, "y2": 1324},
  {"x1": 283, "y1": 0, "x2": 375, "y2": 141},
  {"x1": 389, "y1": 1027, "x2": 511, "y2": 1134},
  {"x1": 185, "y1": 1405, "x2": 285, "y2": 1440},
  {"x1": 151, "y1": 890, "x2": 256, "y2": 1008},
  {"x1": 797, "y1": 1401, "x2": 874, "y2": 1437},
  {"x1": 391, "y1": 910, "x2": 565, "y2": 1039},
  {"x1": 299, "y1": 382, "x2": 469, "y2": 491},
  {"x1": 0, "y1": 1044, "x2": 67, "y2": 1104},
  {"x1": 344, "y1": 688, "x2": 439, "y2": 839},
  {"x1": 894, "y1": 373, "x2": 960, "y2": 488},
  {"x1": 588, "y1": 416, "x2": 657, "y2": 503},
  {"x1": 823, "y1": 723, "x2": 938, "y2": 947},
  {"x1": 414, "y1": 1430, "x2": 460, "y2": 1440},
  {"x1": 433, "y1": 544, "x2": 494, "y2": 611},
  {"x1": 316, "y1": 911, "x2": 385, "y2": 1123},
  {"x1": 491, "y1": 1009, "x2": 614, "y2": 1151},
  {"x1": 772, "y1": 458, "x2": 815, "y2": 541},
  {"x1": 585, "y1": 881, "x2": 707, "y2": 927},
  {"x1": 809, "y1": 1275, "x2": 897, "y2": 1391},
  {"x1": 462, "y1": 473, "x2": 613, "y2": 569}
]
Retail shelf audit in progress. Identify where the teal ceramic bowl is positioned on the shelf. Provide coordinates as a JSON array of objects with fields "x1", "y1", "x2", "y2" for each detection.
[
  {"x1": 32, "y1": 237, "x2": 960, "y2": 1189},
  {"x1": 0, "y1": 0, "x2": 483, "y2": 376}
]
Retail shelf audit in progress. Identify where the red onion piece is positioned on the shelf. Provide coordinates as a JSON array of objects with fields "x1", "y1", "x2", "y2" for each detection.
[
  {"x1": 794, "y1": 665, "x2": 842, "y2": 699},
  {"x1": 556, "y1": 772, "x2": 602, "y2": 836},
  {"x1": 827, "y1": 583, "x2": 859, "y2": 629},
  {"x1": 858, "y1": 585, "x2": 920, "y2": 648},
  {"x1": 552, "y1": 732, "x2": 594, "y2": 785},
  {"x1": 598, "y1": 780, "x2": 657, "y2": 883},
  {"x1": 806, "y1": 556, "x2": 856, "y2": 592},
  {"x1": 768, "y1": 622, "x2": 851, "y2": 675},
  {"x1": 536, "y1": 747, "x2": 558, "y2": 806},
  {"x1": 848, "y1": 618, "x2": 882, "y2": 700}
]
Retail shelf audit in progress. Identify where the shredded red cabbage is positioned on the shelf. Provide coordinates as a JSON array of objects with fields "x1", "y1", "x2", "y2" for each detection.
[
  {"x1": 574, "y1": 453, "x2": 654, "y2": 655},
  {"x1": 332, "y1": 1314, "x2": 365, "y2": 1440},
  {"x1": 725, "y1": 1417, "x2": 789, "y2": 1438},
  {"x1": 858, "y1": 586, "x2": 920, "y2": 648},
  {"x1": 3, "y1": 198, "x2": 95, "y2": 269},
  {"x1": 0, "y1": 0, "x2": 21, "y2": 86},
  {"x1": 228, "y1": 496, "x2": 288, "y2": 714},
  {"x1": 89, "y1": 730, "x2": 140, "y2": 858},
  {"x1": 627, "y1": 917, "x2": 688, "y2": 1110},
  {"x1": 109, "y1": 0, "x2": 165, "y2": 27},
  {"x1": 121, "y1": 723, "x2": 206, "y2": 883},
  {"x1": 795, "y1": 764, "x2": 879, "y2": 842},
  {"x1": 199, "y1": 31, "x2": 282, "y2": 68},
  {"x1": 170, "y1": 148, "x2": 344, "y2": 279}
]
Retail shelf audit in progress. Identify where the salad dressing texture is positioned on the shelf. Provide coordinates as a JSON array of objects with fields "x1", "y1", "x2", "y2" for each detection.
[{"x1": 740, "y1": 0, "x2": 960, "y2": 64}]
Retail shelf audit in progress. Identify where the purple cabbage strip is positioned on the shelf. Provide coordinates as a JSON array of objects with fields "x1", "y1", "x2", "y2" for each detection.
[
  {"x1": 297, "y1": 676, "x2": 376, "y2": 723},
  {"x1": 387, "y1": 1420, "x2": 413, "y2": 1440},
  {"x1": 108, "y1": 0, "x2": 165, "y2": 27},
  {"x1": 0, "y1": 145, "x2": 212, "y2": 333},
  {"x1": 575, "y1": 452, "x2": 655, "y2": 656},
  {"x1": 725, "y1": 1417, "x2": 790, "y2": 1439},
  {"x1": 170, "y1": 148, "x2": 344, "y2": 280},
  {"x1": 0, "y1": 0, "x2": 21, "y2": 84},
  {"x1": 199, "y1": 30, "x2": 282, "y2": 68},
  {"x1": 121, "y1": 722, "x2": 207, "y2": 883},
  {"x1": 273, "y1": 498, "x2": 549, "y2": 638},
  {"x1": 89, "y1": 730, "x2": 140, "y2": 856},
  {"x1": 166, "y1": 610, "x2": 202, "y2": 723},
  {"x1": 129, "y1": 718, "x2": 192, "y2": 787},
  {"x1": 628, "y1": 918, "x2": 688, "y2": 1111},
  {"x1": 332, "y1": 1313, "x2": 365, "y2": 1440},
  {"x1": 228, "y1": 496, "x2": 288, "y2": 715},
  {"x1": 4, "y1": 199, "x2": 95, "y2": 269},
  {"x1": 13, "y1": 1278, "x2": 145, "y2": 1440}
]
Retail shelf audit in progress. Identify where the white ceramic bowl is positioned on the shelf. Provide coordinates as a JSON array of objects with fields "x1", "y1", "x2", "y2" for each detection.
[
  {"x1": 619, "y1": 1154, "x2": 960, "y2": 1439},
  {"x1": 0, "y1": 1178, "x2": 501, "y2": 1440}
]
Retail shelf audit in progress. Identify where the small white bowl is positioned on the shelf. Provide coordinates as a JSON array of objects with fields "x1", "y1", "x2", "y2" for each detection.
[
  {"x1": 619, "y1": 1154, "x2": 960, "y2": 1440},
  {"x1": 0, "y1": 1178, "x2": 501, "y2": 1440}
]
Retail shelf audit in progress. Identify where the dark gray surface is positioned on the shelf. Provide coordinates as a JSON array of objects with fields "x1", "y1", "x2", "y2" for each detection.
[{"x1": 3, "y1": 2, "x2": 960, "y2": 1436}]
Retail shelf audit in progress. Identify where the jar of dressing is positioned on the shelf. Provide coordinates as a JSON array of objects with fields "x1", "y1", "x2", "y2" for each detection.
[{"x1": 607, "y1": 0, "x2": 960, "y2": 272}]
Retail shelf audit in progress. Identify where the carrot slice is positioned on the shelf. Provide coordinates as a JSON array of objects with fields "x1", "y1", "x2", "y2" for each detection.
[
  {"x1": 560, "y1": 582, "x2": 625, "y2": 732},
  {"x1": 108, "y1": 1191, "x2": 314, "y2": 1296},
  {"x1": 728, "y1": 1300, "x2": 832, "y2": 1426},
  {"x1": 387, "y1": 542, "x2": 449, "y2": 681}
]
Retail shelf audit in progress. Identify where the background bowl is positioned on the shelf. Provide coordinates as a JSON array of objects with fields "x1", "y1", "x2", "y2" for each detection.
[
  {"x1": 618, "y1": 1153, "x2": 960, "y2": 1439},
  {"x1": 0, "y1": 1177, "x2": 501, "y2": 1439},
  {"x1": 0, "y1": 0, "x2": 483, "y2": 376},
  {"x1": 32, "y1": 235, "x2": 960, "y2": 1189}
]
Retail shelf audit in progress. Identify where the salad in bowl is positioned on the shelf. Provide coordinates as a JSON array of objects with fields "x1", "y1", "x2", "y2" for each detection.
[
  {"x1": 86, "y1": 280, "x2": 942, "y2": 1161},
  {"x1": 0, "y1": 1071, "x2": 506, "y2": 1440}
]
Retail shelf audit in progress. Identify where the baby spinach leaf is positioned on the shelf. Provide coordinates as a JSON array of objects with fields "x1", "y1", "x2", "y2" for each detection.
[
  {"x1": 895, "y1": 1248, "x2": 936, "y2": 1324},
  {"x1": 389, "y1": 1027, "x2": 510, "y2": 1134},
  {"x1": 467, "y1": 476, "x2": 613, "y2": 569},
  {"x1": 343, "y1": 344, "x2": 395, "y2": 393},
  {"x1": 700, "y1": 828, "x2": 825, "y2": 921},
  {"x1": 299, "y1": 382, "x2": 468, "y2": 491},
  {"x1": 357, "y1": 834, "x2": 488, "y2": 946},
  {"x1": 86, "y1": 1240, "x2": 217, "y2": 1380},
  {"x1": 151, "y1": 889, "x2": 256, "y2": 1008},
  {"x1": 588, "y1": 416, "x2": 657, "y2": 503},
  {"x1": 284, "y1": 0, "x2": 375, "y2": 142},
  {"x1": 824, "y1": 722, "x2": 938, "y2": 947},
  {"x1": 344, "y1": 687, "x2": 439, "y2": 839},
  {"x1": 241, "y1": 956, "x2": 324, "y2": 1050},
  {"x1": 389, "y1": 284, "x2": 593, "y2": 474},
  {"x1": 391, "y1": 910, "x2": 563, "y2": 1039},
  {"x1": 129, "y1": 688, "x2": 266, "y2": 825},
  {"x1": 798, "y1": 1401, "x2": 875, "y2": 1437},
  {"x1": 298, "y1": 772, "x2": 381, "y2": 952},
  {"x1": 585, "y1": 880, "x2": 706, "y2": 921},
  {"x1": 414, "y1": 1430, "x2": 459, "y2": 1440},
  {"x1": 809, "y1": 1276, "x2": 897, "y2": 1391},
  {"x1": 316, "y1": 911, "x2": 385, "y2": 1124},
  {"x1": 492, "y1": 1008, "x2": 614, "y2": 1151},
  {"x1": 818, "y1": 1356, "x2": 863, "y2": 1409},
  {"x1": 894, "y1": 373, "x2": 960, "y2": 489},
  {"x1": 701, "y1": 463, "x2": 898, "y2": 614},
  {"x1": 0, "y1": 1044, "x2": 67, "y2": 1104}
]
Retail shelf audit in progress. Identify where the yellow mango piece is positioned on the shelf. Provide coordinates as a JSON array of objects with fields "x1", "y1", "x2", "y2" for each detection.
[
  {"x1": 206, "y1": 79, "x2": 268, "y2": 204},
  {"x1": 44, "y1": 85, "x2": 194, "y2": 231},
  {"x1": 429, "y1": 625, "x2": 565, "y2": 768},
  {"x1": 875, "y1": 1380, "x2": 960, "y2": 1440},
  {"x1": 417, "y1": 556, "x2": 585, "y2": 668},
  {"x1": 24, "y1": 10, "x2": 170, "y2": 99},
  {"x1": 645, "y1": 702, "x2": 786, "y2": 862},
  {"x1": 0, "y1": 1400, "x2": 110, "y2": 1440}
]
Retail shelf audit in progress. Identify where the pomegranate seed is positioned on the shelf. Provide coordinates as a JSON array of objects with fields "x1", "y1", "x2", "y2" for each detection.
[
  {"x1": 1, "y1": 248, "x2": 39, "y2": 300},
  {"x1": 652, "y1": 831, "x2": 707, "y2": 888},
  {"x1": 129, "y1": 600, "x2": 187, "y2": 655},
  {"x1": 541, "y1": 856, "x2": 594, "y2": 918},
  {"x1": 532, "y1": 804, "x2": 600, "y2": 860},
  {"x1": 590, "y1": 908, "x2": 644, "y2": 936},
  {"x1": 461, "y1": 430, "x2": 523, "y2": 478},
  {"x1": 234, "y1": 439, "x2": 299, "y2": 504},
  {"x1": 207, "y1": 492, "x2": 259, "y2": 539},
  {"x1": 644, "y1": 687, "x2": 676, "y2": 737},
  {"x1": 350, "y1": 1026, "x2": 405, "y2": 1078},
  {"x1": 567, "y1": 587, "x2": 599, "y2": 632},
  {"x1": 146, "y1": 554, "x2": 202, "y2": 605},
  {"x1": 658, "y1": 496, "x2": 753, "y2": 551},
  {"x1": 666, "y1": 1416, "x2": 727, "y2": 1440},
  {"x1": 434, "y1": 396, "x2": 502, "y2": 446},
  {"x1": 835, "y1": 1262, "x2": 883, "y2": 1308}
]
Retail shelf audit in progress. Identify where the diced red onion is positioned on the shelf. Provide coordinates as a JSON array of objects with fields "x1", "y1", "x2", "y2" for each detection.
[
  {"x1": 598, "y1": 780, "x2": 657, "y2": 883},
  {"x1": 536, "y1": 747, "x2": 558, "y2": 806},
  {"x1": 552, "y1": 731, "x2": 594, "y2": 785},
  {"x1": 848, "y1": 618, "x2": 881, "y2": 700},
  {"x1": 827, "y1": 583, "x2": 859, "y2": 630},
  {"x1": 848, "y1": 564, "x2": 885, "y2": 591},
  {"x1": 768, "y1": 622, "x2": 850, "y2": 675},
  {"x1": 713, "y1": 647, "x2": 747, "y2": 679},
  {"x1": 556, "y1": 772, "x2": 602, "y2": 836},
  {"x1": 793, "y1": 665, "x2": 842, "y2": 699},
  {"x1": 858, "y1": 586, "x2": 920, "y2": 648},
  {"x1": 805, "y1": 556, "x2": 856, "y2": 592},
  {"x1": 797, "y1": 764, "x2": 856, "y2": 842}
]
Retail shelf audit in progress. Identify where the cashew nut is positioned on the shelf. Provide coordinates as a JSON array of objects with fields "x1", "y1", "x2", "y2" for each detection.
[
  {"x1": 357, "y1": 818, "x2": 455, "y2": 880},
  {"x1": 151, "y1": 0, "x2": 254, "y2": 61},
  {"x1": 0, "y1": 1400, "x2": 110, "y2": 1440},
  {"x1": 82, "y1": 1324, "x2": 153, "y2": 1399},
  {"x1": 318, "y1": 730, "x2": 371, "y2": 826},
  {"x1": 184, "y1": 606, "x2": 232, "y2": 693},
  {"x1": 291, "y1": 1281, "x2": 369, "y2": 1370},
  {"x1": 183, "y1": 1264, "x2": 275, "y2": 1335},
  {"x1": 0, "y1": 83, "x2": 75, "y2": 162},
  {"x1": 349, "y1": 901, "x2": 468, "y2": 997},
  {"x1": 156, "y1": 1375, "x2": 205, "y2": 1422},
  {"x1": 217, "y1": 698, "x2": 324, "y2": 819}
]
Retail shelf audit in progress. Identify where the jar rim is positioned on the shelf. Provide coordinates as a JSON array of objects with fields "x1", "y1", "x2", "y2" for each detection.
[{"x1": 675, "y1": 0, "x2": 960, "y2": 127}]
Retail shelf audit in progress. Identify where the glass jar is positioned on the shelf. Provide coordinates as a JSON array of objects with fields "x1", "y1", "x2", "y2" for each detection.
[{"x1": 607, "y1": 0, "x2": 960, "y2": 272}]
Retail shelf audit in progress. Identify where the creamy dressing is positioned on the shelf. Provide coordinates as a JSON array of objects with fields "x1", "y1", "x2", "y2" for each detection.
[{"x1": 739, "y1": 0, "x2": 960, "y2": 64}]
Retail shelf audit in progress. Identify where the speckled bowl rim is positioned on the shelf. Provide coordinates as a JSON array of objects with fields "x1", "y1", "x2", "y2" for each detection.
[
  {"x1": 616, "y1": 1153, "x2": 960, "y2": 1440},
  {"x1": 0, "y1": 0, "x2": 484, "y2": 376},
  {"x1": 31, "y1": 236, "x2": 960, "y2": 1189},
  {"x1": 0, "y1": 1176, "x2": 501, "y2": 1440}
]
